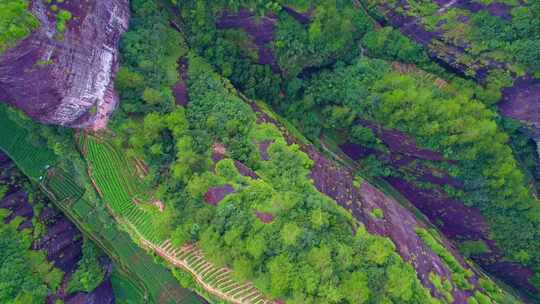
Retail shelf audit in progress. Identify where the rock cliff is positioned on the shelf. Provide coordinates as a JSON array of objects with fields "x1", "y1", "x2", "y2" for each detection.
[{"x1": 0, "y1": 0, "x2": 129, "y2": 128}]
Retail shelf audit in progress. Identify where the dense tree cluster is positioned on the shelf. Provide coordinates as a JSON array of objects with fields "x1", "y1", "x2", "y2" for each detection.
[
  {"x1": 114, "y1": 0, "x2": 186, "y2": 116},
  {"x1": 295, "y1": 58, "x2": 540, "y2": 287},
  {"x1": 113, "y1": 3, "x2": 447, "y2": 300},
  {"x1": 0, "y1": 212, "x2": 63, "y2": 303},
  {"x1": 107, "y1": 0, "x2": 539, "y2": 301},
  {"x1": 67, "y1": 238, "x2": 106, "y2": 293},
  {"x1": 162, "y1": 56, "x2": 440, "y2": 303},
  {"x1": 470, "y1": 4, "x2": 540, "y2": 76}
]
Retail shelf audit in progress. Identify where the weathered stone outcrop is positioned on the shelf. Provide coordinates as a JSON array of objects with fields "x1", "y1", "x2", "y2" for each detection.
[
  {"x1": 0, "y1": 0, "x2": 129, "y2": 128},
  {"x1": 339, "y1": 120, "x2": 539, "y2": 297},
  {"x1": 499, "y1": 76, "x2": 540, "y2": 175}
]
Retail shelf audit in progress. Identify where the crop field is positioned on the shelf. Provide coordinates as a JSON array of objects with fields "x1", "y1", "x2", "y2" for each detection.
[
  {"x1": 0, "y1": 105, "x2": 57, "y2": 180},
  {"x1": 149, "y1": 240, "x2": 272, "y2": 304},
  {"x1": 56, "y1": 195, "x2": 201, "y2": 304},
  {"x1": 43, "y1": 168, "x2": 85, "y2": 205},
  {"x1": 112, "y1": 266, "x2": 147, "y2": 304},
  {"x1": 84, "y1": 135, "x2": 160, "y2": 243},
  {"x1": 0, "y1": 107, "x2": 200, "y2": 303}
]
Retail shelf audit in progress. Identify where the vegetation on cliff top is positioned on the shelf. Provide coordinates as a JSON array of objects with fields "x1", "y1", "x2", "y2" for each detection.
[{"x1": 0, "y1": 0, "x2": 38, "y2": 54}]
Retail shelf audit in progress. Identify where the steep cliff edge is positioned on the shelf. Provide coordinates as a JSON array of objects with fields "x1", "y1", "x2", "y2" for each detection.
[{"x1": 0, "y1": 0, "x2": 129, "y2": 128}]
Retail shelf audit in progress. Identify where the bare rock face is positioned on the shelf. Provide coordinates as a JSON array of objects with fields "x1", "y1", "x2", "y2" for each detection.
[
  {"x1": 499, "y1": 76, "x2": 540, "y2": 174},
  {"x1": 0, "y1": 0, "x2": 130, "y2": 128},
  {"x1": 216, "y1": 9, "x2": 280, "y2": 72}
]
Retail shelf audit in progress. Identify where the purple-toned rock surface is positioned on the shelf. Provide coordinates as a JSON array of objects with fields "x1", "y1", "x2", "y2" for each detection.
[
  {"x1": 339, "y1": 119, "x2": 538, "y2": 295},
  {"x1": 64, "y1": 278, "x2": 115, "y2": 304},
  {"x1": 204, "y1": 184, "x2": 235, "y2": 205},
  {"x1": 360, "y1": 120, "x2": 446, "y2": 161},
  {"x1": 282, "y1": 6, "x2": 313, "y2": 24},
  {"x1": 339, "y1": 141, "x2": 377, "y2": 160},
  {"x1": 216, "y1": 9, "x2": 280, "y2": 72},
  {"x1": 173, "y1": 57, "x2": 189, "y2": 106},
  {"x1": 386, "y1": 176, "x2": 488, "y2": 240},
  {"x1": 234, "y1": 160, "x2": 258, "y2": 179},
  {"x1": 258, "y1": 140, "x2": 273, "y2": 161},
  {"x1": 377, "y1": 3, "x2": 509, "y2": 81},
  {"x1": 255, "y1": 211, "x2": 274, "y2": 223},
  {"x1": 499, "y1": 76, "x2": 540, "y2": 172},
  {"x1": 0, "y1": 0, "x2": 130, "y2": 128}
]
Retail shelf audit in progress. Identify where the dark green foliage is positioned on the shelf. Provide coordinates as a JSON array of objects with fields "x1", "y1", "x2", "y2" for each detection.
[
  {"x1": 172, "y1": 1, "x2": 283, "y2": 106},
  {"x1": 361, "y1": 155, "x2": 392, "y2": 178},
  {"x1": 351, "y1": 125, "x2": 377, "y2": 147},
  {"x1": 115, "y1": 0, "x2": 186, "y2": 116},
  {"x1": 0, "y1": 213, "x2": 63, "y2": 303},
  {"x1": 67, "y1": 238, "x2": 106, "y2": 293},
  {"x1": 274, "y1": 4, "x2": 372, "y2": 78},
  {"x1": 512, "y1": 39, "x2": 540, "y2": 75},
  {"x1": 458, "y1": 240, "x2": 490, "y2": 258},
  {"x1": 0, "y1": 0, "x2": 39, "y2": 54}
]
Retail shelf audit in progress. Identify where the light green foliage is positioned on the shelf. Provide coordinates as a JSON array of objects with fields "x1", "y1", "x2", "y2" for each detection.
[
  {"x1": 162, "y1": 52, "x2": 441, "y2": 303},
  {"x1": 299, "y1": 57, "x2": 540, "y2": 279},
  {"x1": 86, "y1": 136, "x2": 163, "y2": 242},
  {"x1": 362, "y1": 26, "x2": 432, "y2": 68},
  {"x1": 281, "y1": 222, "x2": 302, "y2": 246},
  {"x1": 55, "y1": 9, "x2": 71, "y2": 33},
  {"x1": 416, "y1": 228, "x2": 473, "y2": 290},
  {"x1": 0, "y1": 0, "x2": 39, "y2": 54},
  {"x1": 370, "y1": 207, "x2": 384, "y2": 219},
  {"x1": 429, "y1": 272, "x2": 454, "y2": 303},
  {"x1": 141, "y1": 87, "x2": 163, "y2": 105}
]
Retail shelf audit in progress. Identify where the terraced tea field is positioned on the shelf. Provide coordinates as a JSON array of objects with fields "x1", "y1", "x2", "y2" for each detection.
[
  {"x1": 0, "y1": 105, "x2": 57, "y2": 180},
  {"x1": 84, "y1": 135, "x2": 160, "y2": 243},
  {"x1": 83, "y1": 133, "x2": 273, "y2": 303},
  {"x1": 143, "y1": 239, "x2": 275, "y2": 304}
]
